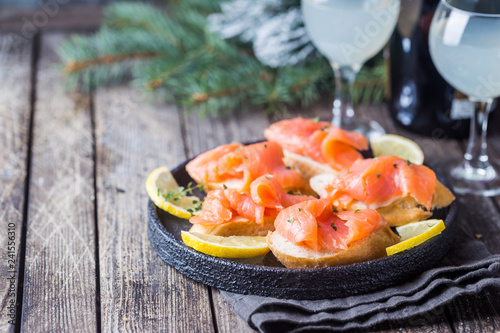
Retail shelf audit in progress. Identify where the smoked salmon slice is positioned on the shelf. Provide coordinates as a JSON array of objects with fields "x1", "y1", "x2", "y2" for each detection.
[
  {"x1": 190, "y1": 175, "x2": 314, "y2": 226},
  {"x1": 264, "y1": 117, "x2": 368, "y2": 170},
  {"x1": 319, "y1": 156, "x2": 436, "y2": 210},
  {"x1": 273, "y1": 199, "x2": 384, "y2": 251},
  {"x1": 185, "y1": 141, "x2": 309, "y2": 192}
]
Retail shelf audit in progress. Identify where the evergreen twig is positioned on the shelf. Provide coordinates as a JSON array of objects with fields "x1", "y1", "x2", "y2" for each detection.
[{"x1": 59, "y1": 0, "x2": 387, "y2": 115}]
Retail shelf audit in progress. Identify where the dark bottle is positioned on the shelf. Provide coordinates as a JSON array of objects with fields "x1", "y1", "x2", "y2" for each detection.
[{"x1": 389, "y1": 0, "x2": 470, "y2": 139}]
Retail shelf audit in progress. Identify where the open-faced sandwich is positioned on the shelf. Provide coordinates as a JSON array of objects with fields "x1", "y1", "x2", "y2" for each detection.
[
  {"x1": 149, "y1": 117, "x2": 455, "y2": 266},
  {"x1": 189, "y1": 175, "x2": 314, "y2": 236},
  {"x1": 264, "y1": 117, "x2": 369, "y2": 179},
  {"x1": 185, "y1": 141, "x2": 311, "y2": 194},
  {"x1": 309, "y1": 155, "x2": 455, "y2": 226},
  {"x1": 266, "y1": 199, "x2": 400, "y2": 268}
]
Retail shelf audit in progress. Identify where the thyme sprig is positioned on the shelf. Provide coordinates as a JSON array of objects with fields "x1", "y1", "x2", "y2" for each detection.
[{"x1": 158, "y1": 180, "x2": 205, "y2": 213}]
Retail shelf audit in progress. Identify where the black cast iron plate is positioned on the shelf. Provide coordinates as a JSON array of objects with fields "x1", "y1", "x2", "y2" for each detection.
[{"x1": 148, "y1": 159, "x2": 457, "y2": 300}]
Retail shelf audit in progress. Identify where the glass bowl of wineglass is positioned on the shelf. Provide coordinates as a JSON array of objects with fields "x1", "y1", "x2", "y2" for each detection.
[
  {"x1": 301, "y1": 0, "x2": 401, "y2": 138},
  {"x1": 429, "y1": 0, "x2": 500, "y2": 196}
]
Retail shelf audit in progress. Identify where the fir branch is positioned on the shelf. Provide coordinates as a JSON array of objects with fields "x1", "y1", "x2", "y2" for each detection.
[
  {"x1": 59, "y1": 0, "x2": 387, "y2": 115},
  {"x1": 64, "y1": 51, "x2": 161, "y2": 73},
  {"x1": 191, "y1": 84, "x2": 255, "y2": 103}
]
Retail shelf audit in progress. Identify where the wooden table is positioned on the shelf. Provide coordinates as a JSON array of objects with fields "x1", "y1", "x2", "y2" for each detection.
[{"x1": 1, "y1": 30, "x2": 500, "y2": 333}]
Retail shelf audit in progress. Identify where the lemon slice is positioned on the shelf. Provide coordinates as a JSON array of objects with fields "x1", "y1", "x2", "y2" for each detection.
[
  {"x1": 181, "y1": 231, "x2": 270, "y2": 258},
  {"x1": 146, "y1": 167, "x2": 202, "y2": 219},
  {"x1": 369, "y1": 134, "x2": 424, "y2": 165},
  {"x1": 386, "y1": 219, "x2": 445, "y2": 256}
]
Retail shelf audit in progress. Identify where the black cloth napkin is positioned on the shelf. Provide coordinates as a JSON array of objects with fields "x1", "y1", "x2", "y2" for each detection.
[{"x1": 221, "y1": 228, "x2": 500, "y2": 332}]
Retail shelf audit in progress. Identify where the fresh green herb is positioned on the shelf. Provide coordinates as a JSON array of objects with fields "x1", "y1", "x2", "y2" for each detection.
[
  {"x1": 285, "y1": 166, "x2": 291, "y2": 170},
  {"x1": 287, "y1": 217, "x2": 294, "y2": 223},
  {"x1": 198, "y1": 180, "x2": 205, "y2": 192},
  {"x1": 332, "y1": 205, "x2": 338, "y2": 213},
  {"x1": 287, "y1": 190, "x2": 294, "y2": 195},
  {"x1": 223, "y1": 184, "x2": 227, "y2": 189},
  {"x1": 192, "y1": 200, "x2": 198, "y2": 204},
  {"x1": 265, "y1": 175, "x2": 272, "y2": 180},
  {"x1": 331, "y1": 222, "x2": 337, "y2": 231},
  {"x1": 298, "y1": 208, "x2": 303, "y2": 212},
  {"x1": 187, "y1": 208, "x2": 194, "y2": 213},
  {"x1": 312, "y1": 116, "x2": 320, "y2": 123},
  {"x1": 407, "y1": 159, "x2": 412, "y2": 166},
  {"x1": 355, "y1": 209, "x2": 361, "y2": 213},
  {"x1": 264, "y1": 144, "x2": 267, "y2": 148},
  {"x1": 159, "y1": 181, "x2": 204, "y2": 202},
  {"x1": 194, "y1": 201, "x2": 203, "y2": 211},
  {"x1": 317, "y1": 223, "x2": 322, "y2": 228},
  {"x1": 393, "y1": 163, "x2": 398, "y2": 168},
  {"x1": 376, "y1": 174, "x2": 381, "y2": 179}
]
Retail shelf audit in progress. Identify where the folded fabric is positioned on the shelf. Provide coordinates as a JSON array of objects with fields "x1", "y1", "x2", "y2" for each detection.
[{"x1": 221, "y1": 228, "x2": 500, "y2": 333}]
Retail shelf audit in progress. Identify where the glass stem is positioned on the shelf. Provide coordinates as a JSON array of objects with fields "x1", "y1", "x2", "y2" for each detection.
[
  {"x1": 332, "y1": 66, "x2": 358, "y2": 127},
  {"x1": 464, "y1": 101, "x2": 492, "y2": 169}
]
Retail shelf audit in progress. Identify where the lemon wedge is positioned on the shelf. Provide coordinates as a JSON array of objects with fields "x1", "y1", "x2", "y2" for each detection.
[
  {"x1": 181, "y1": 231, "x2": 270, "y2": 258},
  {"x1": 370, "y1": 134, "x2": 424, "y2": 165},
  {"x1": 386, "y1": 219, "x2": 445, "y2": 256},
  {"x1": 146, "y1": 167, "x2": 202, "y2": 219}
]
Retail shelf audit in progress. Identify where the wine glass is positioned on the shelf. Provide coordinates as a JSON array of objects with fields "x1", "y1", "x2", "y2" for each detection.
[
  {"x1": 429, "y1": 0, "x2": 500, "y2": 196},
  {"x1": 301, "y1": 0, "x2": 401, "y2": 138}
]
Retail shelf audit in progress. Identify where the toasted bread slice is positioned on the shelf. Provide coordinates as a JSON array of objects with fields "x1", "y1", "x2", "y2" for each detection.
[
  {"x1": 283, "y1": 150, "x2": 336, "y2": 180},
  {"x1": 266, "y1": 225, "x2": 400, "y2": 268},
  {"x1": 310, "y1": 173, "x2": 455, "y2": 227},
  {"x1": 189, "y1": 217, "x2": 275, "y2": 237}
]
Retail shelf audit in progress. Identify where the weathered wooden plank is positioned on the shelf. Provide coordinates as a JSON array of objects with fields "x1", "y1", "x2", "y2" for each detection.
[
  {"x1": 94, "y1": 87, "x2": 214, "y2": 332},
  {"x1": 211, "y1": 289, "x2": 256, "y2": 333},
  {"x1": 0, "y1": 33, "x2": 32, "y2": 332},
  {"x1": 447, "y1": 288, "x2": 500, "y2": 332},
  {"x1": 0, "y1": 5, "x2": 104, "y2": 32},
  {"x1": 21, "y1": 32, "x2": 97, "y2": 332},
  {"x1": 183, "y1": 108, "x2": 270, "y2": 156},
  {"x1": 182, "y1": 109, "x2": 271, "y2": 333}
]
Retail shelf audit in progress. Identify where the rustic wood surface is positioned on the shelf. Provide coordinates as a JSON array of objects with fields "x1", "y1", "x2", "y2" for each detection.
[
  {"x1": 21, "y1": 32, "x2": 98, "y2": 332},
  {"x1": 0, "y1": 5, "x2": 104, "y2": 32},
  {"x1": 94, "y1": 87, "x2": 214, "y2": 332},
  {"x1": 0, "y1": 33, "x2": 32, "y2": 333},
  {"x1": 0, "y1": 30, "x2": 499, "y2": 333}
]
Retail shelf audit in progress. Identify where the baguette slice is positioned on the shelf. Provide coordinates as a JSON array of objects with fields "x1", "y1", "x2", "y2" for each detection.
[
  {"x1": 310, "y1": 173, "x2": 455, "y2": 227},
  {"x1": 189, "y1": 217, "x2": 275, "y2": 237},
  {"x1": 283, "y1": 150, "x2": 336, "y2": 181},
  {"x1": 266, "y1": 225, "x2": 400, "y2": 268}
]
